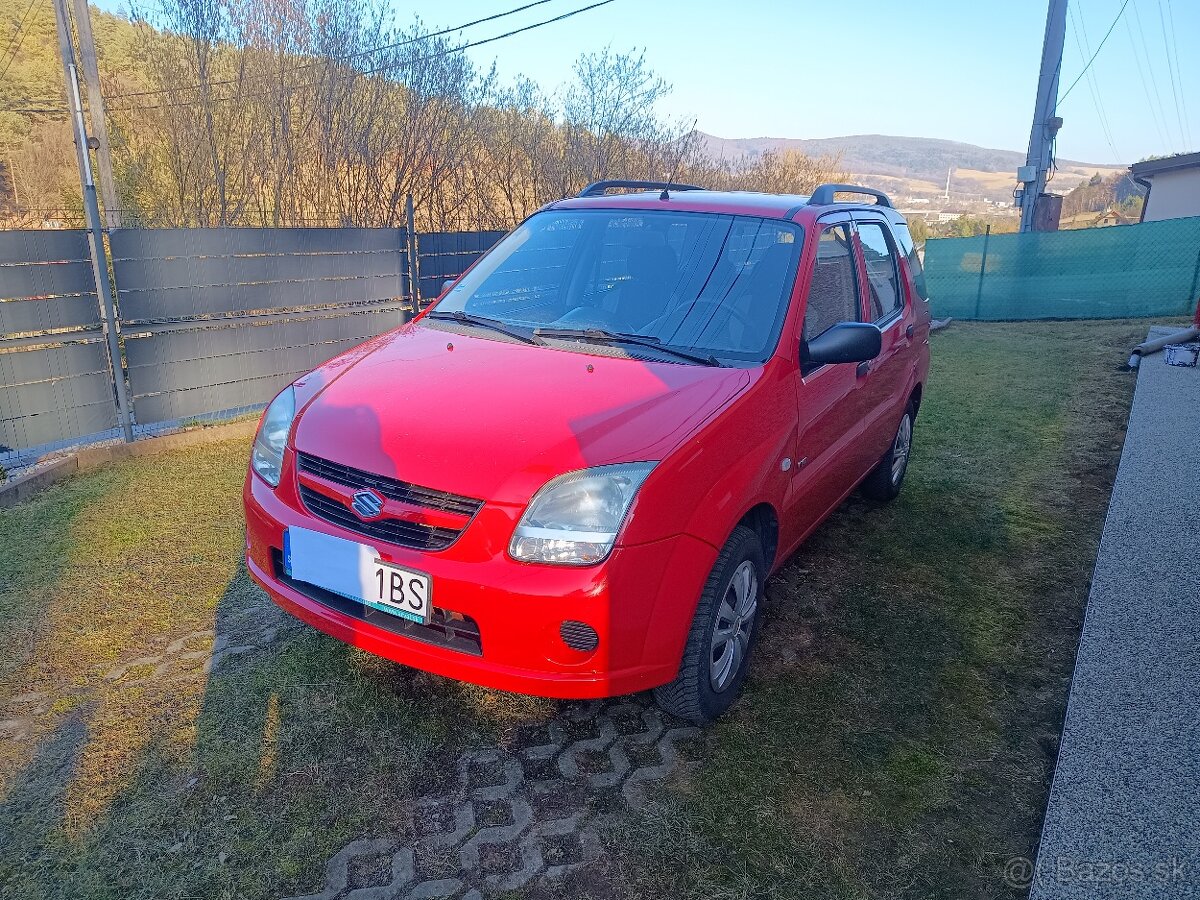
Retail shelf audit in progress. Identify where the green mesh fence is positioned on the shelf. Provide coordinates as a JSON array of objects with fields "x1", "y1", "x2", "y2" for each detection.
[{"x1": 923, "y1": 216, "x2": 1200, "y2": 320}]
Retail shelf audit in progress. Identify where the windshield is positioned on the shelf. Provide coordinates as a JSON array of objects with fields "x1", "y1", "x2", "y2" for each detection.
[{"x1": 429, "y1": 209, "x2": 803, "y2": 365}]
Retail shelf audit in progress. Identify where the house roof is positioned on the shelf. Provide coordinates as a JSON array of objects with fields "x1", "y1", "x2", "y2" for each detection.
[{"x1": 1130, "y1": 151, "x2": 1200, "y2": 178}]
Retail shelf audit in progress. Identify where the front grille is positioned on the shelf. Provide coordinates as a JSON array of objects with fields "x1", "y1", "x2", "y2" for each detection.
[
  {"x1": 296, "y1": 452, "x2": 482, "y2": 551},
  {"x1": 297, "y1": 453, "x2": 483, "y2": 517},
  {"x1": 298, "y1": 486, "x2": 461, "y2": 551},
  {"x1": 272, "y1": 550, "x2": 483, "y2": 656}
]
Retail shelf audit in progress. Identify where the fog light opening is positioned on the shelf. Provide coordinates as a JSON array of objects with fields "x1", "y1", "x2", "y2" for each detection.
[{"x1": 559, "y1": 620, "x2": 599, "y2": 653}]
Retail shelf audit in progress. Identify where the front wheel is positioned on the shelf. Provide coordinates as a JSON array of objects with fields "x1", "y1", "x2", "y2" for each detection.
[
  {"x1": 653, "y1": 525, "x2": 764, "y2": 724},
  {"x1": 861, "y1": 402, "x2": 915, "y2": 502}
]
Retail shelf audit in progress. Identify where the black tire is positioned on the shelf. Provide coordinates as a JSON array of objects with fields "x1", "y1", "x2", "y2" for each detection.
[
  {"x1": 653, "y1": 525, "x2": 765, "y2": 724},
  {"x1": 861, "y1": 401, "x2": 915, "y2": 502}
]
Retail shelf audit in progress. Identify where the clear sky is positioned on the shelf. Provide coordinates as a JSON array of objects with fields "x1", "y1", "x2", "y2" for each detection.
[{"x1": 101, "y1": 0, "x2": 1200, "y2": 165}]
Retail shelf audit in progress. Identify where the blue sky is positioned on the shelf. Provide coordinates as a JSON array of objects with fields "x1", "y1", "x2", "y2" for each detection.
[{"x1": 101, "y1": 0, "x2": 1199, "y2": 165}]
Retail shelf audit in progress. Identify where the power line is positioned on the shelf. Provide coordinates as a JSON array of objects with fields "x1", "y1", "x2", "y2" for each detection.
[
  {"x1": 1156, "y1": 0, "x2": 1187, "y2": 151},
  {"x1": 1124, "y1": 2, "x2": 1169, "y2": 148},
  {"x1": 1131, "y1": 0, "x2": 1179, "y2": 151},
  {"x1": 107, "y1": 0, "x2": 615, "y2": 112},
  {"x1": 105, "y1": 0, "x2": 563, "y2": 101},
  {"x1": 1162, "y1": 0, "x2": 1191, "y2": 147},
  {"x1": 0, "y1": 0, "x2": 39, "y2": 82},
  {"x1": 1070, "y1": 4, "x2": 1143, "y2": 198},
  {"x1": 1070, "y1": 5, "x2": 1123, "y2": 165},
  {"x1": 1059, "y1": 0, "x2": 1130, "y2": 103}
]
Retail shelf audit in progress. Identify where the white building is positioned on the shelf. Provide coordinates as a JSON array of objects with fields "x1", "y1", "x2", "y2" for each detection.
[{"x1": 1130, "y1": 151, "x2": 1200, "y2": 222}]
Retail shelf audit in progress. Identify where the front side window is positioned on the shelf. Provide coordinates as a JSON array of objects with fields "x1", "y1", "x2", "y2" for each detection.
[
  {"x1": 856, "y1": 221, "x2": 902, "y2": 321},
  {"x1": 433, "y1": 209, "x2": 803, "y2": 365},
  {"x1": 803, "y1": 223, "x2": 861, "y2": 342}
]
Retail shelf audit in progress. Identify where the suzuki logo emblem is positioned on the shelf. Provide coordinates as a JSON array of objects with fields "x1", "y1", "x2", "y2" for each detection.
[{"x1": 351, "y1": 489, "x2": 385, "y2": 520}]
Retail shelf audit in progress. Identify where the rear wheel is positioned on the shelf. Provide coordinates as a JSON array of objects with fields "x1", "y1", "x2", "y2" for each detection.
[
  {"x1": 653, "y1": 525, "x2": 764, "y2": 724},
  {"x1": 861, "y1": 402, "x2": 915, "y2": 502}
]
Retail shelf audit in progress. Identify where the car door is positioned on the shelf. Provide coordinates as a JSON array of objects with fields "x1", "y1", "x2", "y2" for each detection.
[
  {"x1": 850, "y1": 216, "x2": 914, "y2": 463},
  {"x1": 783, "y1": 217, "x2": 869, "y2": 543}
]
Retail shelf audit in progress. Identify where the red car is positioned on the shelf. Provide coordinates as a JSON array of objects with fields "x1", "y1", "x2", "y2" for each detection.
[{"x1": 244, "y1": 181, "x2": 930, "y2": 723}]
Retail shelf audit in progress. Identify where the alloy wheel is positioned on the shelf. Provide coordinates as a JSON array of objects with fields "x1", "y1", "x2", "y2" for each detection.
[
  {"x1": 891, "y1": 412, "x2": 913, "y2": 485},
  {"x1": 709, "y1": 559, "x2": 758, "y2": 692}
]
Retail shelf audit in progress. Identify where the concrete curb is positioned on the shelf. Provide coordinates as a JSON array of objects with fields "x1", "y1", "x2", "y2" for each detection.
[
  {"x1": 0, "y1": 419, "x2": 258, "y2": 510},
  {"x1": 1030, "y1": 326, "x2": 1200, "y2": 900}
]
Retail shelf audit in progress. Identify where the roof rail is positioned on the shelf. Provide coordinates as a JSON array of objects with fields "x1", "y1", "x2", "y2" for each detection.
[
  {"x1": 577, "y1": 179, "x2": 705, "y2": 198},
  {"x1": 808, "y1": 183, "x2": 893, "y2": 208}
]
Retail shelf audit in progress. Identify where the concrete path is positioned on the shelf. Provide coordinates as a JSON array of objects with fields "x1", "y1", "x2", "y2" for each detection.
[{"x1": 1031, "y1": 327, "x2": 1200, "y2": 899}]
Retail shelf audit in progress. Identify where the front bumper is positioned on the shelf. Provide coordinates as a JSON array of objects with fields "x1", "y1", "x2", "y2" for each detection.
[{"x1": 244, "y1": 457, "x2": 716, "y2": 699}]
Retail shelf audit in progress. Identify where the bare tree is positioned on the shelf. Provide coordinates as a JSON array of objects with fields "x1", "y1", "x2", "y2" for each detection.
[{"x1": 102, "y1": 16, "x2": 845, "y2": 232}]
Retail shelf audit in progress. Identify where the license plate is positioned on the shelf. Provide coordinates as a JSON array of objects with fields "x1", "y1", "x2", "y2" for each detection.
[{"x1": 284, "y1": 526, "x2": 432, "y2": 624}]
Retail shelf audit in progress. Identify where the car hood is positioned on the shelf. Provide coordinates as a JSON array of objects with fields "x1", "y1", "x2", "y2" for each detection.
[{"x1": 292, "y1": 322, "x2": 752, "y2": 504}]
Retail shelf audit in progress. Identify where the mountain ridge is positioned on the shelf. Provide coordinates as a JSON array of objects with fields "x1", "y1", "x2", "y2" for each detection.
[{"x1": 697, "y1": 131, "x2": 1123, "y2": 201}]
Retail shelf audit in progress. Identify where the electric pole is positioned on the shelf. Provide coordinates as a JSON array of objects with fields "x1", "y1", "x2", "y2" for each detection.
[
  {"x1": 1017, "y1": 0, "x2": 1068, "y2": 232},
  {"x1": 70, "y1": 0, "x2": 122, "y2": 228},
  {"x1": 51, "y1": 0, "x2": 134, "y2": 441}
]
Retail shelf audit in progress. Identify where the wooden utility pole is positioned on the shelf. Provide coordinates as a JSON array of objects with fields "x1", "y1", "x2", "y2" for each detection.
[
  {"x1": 69, "y1": 0, "x2": 121, "y2": 228},
  {"x1": 1018, "y1": 0, "x2": 1068, "y2": 232},
  {"x1": 52, "y1": 0, "x2": 134, "y2": 441}
]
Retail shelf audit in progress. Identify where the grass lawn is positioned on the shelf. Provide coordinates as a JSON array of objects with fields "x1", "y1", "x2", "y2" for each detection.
[{"x1": 0, "y1": 320, "x2": 1150, "y2": 899}]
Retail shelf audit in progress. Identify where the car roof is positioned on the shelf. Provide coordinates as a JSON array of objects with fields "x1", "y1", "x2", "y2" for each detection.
[{"x1": 546, "y1": 189, "x2": 895, "y2": 221}]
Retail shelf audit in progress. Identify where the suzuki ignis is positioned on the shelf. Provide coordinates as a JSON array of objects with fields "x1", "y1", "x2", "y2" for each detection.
[{"x1": 244, "y1": 181, "x2": 931, "y2": 723}]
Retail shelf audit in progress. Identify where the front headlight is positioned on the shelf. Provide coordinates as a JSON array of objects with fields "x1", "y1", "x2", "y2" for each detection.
[
  {"x1": 508, "y1": 463, "x2": 656, "y2": 565},
  {"x1": 251, "y1": 386, "x2": 296, "y2": 487}
]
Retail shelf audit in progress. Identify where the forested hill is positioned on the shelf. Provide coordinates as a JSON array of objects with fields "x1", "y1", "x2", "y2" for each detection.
[
  {"x1": 0, "y1": 0, "x2": 147, "y2": 149},
  {"x1": 1, "y1": 0, "x2": 149, "y2": 215},
  {"x1": 698, "y1": 132, "x2": 1117, "y2": 186}
]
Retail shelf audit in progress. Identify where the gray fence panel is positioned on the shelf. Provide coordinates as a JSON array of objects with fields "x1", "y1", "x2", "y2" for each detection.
[
  {"x1": 0, "y1": 259, "x2": 97, "y2": 299},
  {"x1": 0, "y1": 338, "x2": 118, "y2": 451},
  {"x1": 112, "y1": 227, "x2": 413, "y2": 425},
  {"x1": 126, "y1": 307, "x2": 407, "y2": 423},
  {"x1": 1, "y1": 225, "x2": 509, "y2": 453},
  {"x1": 0, "y1": 229, "x2": 114, "y2": 453},
  {"x1": 110, "y1": 227, "x2": 403, "y2": 260},
  {"x1": 416, "y1": 230, "x2": 505, "y2": 300},
  {"x1": 111, "y1": 227, "x2": 409, "y2": 321},
  {"x1": 111, "y1": 248, "x2": 407, "y2": 293},
  {"x1": 118, "y1": 274, "x2": 407, "y2": 321},
  {"x1": 0, "y1": 229, "x2": 101, "y2": 336},
  {"x1": 0, "y1": 294, "x2": 101, "y2": 334},
  {"x1": 0, "y1": 230, "x2": 91, "y2": 266}
]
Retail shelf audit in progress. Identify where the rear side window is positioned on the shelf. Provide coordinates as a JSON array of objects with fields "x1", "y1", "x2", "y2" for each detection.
[
  {"x1": 856, "y1": 222, "x2": 902, "y2": 322},
  {"x1": 891, "y1": 220, "x2": 929, "y2": 303},
  {"x1": 803, "y1": 224, "x2": 861, "y2": 340}
]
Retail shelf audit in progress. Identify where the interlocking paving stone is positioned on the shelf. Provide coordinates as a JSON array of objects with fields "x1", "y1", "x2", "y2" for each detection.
[
  {"x1": 1031, "y1": 328, "x2": 1200, "y2": 900},
  {"x1": 286, "y1": 702, "x2": 699, "y2": 899},
  {"x1": 0, "y1": 572, "x2": 698, "y2": 898}
]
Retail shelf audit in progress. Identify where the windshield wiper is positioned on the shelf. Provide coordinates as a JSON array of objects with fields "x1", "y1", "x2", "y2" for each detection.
[
  {"x1": 533, "y1": 326, "x2": 720, "y2": 367},
  {"x1": 426, "y1": 309, "x2": 546, "y2": 346}
]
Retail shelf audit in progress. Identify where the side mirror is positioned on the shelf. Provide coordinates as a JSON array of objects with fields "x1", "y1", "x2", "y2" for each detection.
[
  {"x1": 441, "y1": 279, "x2": 456, "y2": 296},
  {"x1": 803, "y1": 322, "x2": 882, "y2": 366}
]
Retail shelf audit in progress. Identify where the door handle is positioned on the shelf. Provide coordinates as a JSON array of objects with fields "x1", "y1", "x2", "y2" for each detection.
[
  {"x1": 856, "y1": 360, "x2": 870, "y2": 378},
  {"x1": 905, "y1": 323, "x2": 915, "y2": 339}
]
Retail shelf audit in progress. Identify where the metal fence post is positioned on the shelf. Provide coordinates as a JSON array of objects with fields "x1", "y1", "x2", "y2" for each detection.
[
  {"x1": 405, "y1": 195, "x2": 420, "y2": 312},
  {"x1": 53, "y1": 0, "x2": 134, "y2": 441},
  {"x1": 974, "y1": 224, "x2": 992, "y2": 320}
]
